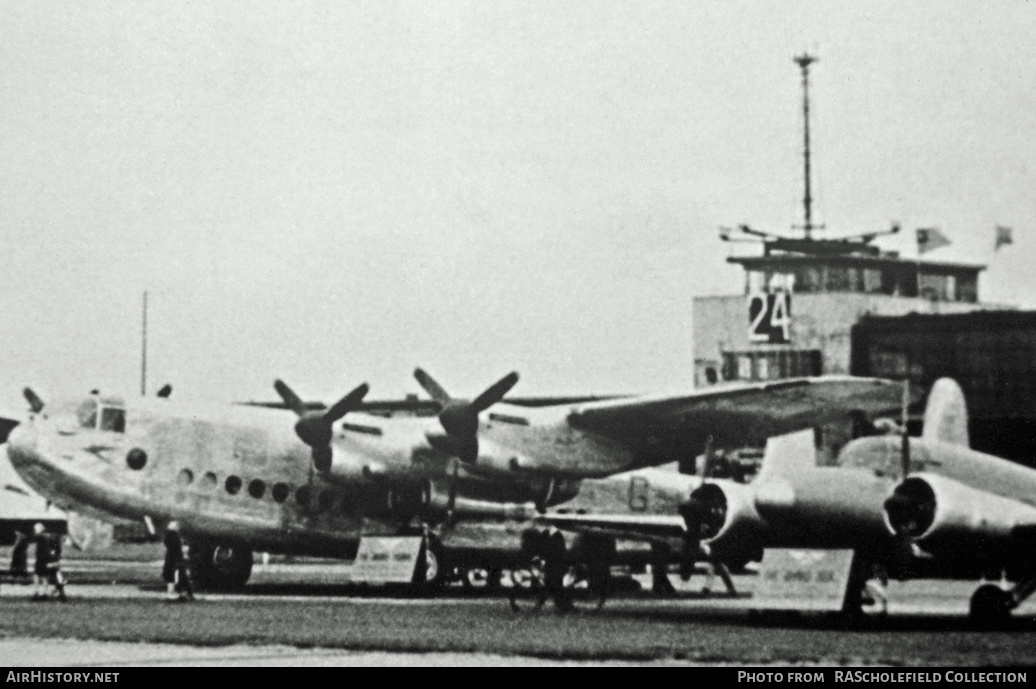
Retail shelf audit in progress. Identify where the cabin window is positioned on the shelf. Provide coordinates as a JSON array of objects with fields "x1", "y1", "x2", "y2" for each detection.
[
  {"x1": 318, "y1": 490, "x2": 336, "y2": 512},
  {"x1": 248, "y1": 479, "x2": 266, "y2": 499},
  {"x1": 272, "y1": 483, "x2": 290, "y2": 503},
  {"x1": 177, "y1": 469, "x2": 194, "y2": 486},
  {"x1": 126, "y1": 448, "x2": 147, "y2": 470},
  {"x1": 225, "y1": 475, "x2": 242, "y2": 495},
  {"x1": 295, "y1": 486, "x2": 311, "y2": 507},
  {"x1": 201, "y1": 472, "x2": 217, "y2": 490}
]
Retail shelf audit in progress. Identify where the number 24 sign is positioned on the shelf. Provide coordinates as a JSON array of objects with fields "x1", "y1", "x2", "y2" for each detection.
[{"x1": 748, "y1": 292, "x2": 791, "y2": 344}]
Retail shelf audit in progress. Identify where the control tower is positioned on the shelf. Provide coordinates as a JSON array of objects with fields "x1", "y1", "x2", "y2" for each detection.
[{"x1": 693, "y1": 54, "x2": 1004, "y2": 390}]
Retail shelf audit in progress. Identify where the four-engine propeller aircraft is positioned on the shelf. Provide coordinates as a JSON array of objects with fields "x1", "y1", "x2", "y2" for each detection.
[
  {"x1": 541, "y1": 378, "x2": 1036, "y2": 623},
  {"x1": 4, "y1": 371, "x2": 903, "y2": 590}
]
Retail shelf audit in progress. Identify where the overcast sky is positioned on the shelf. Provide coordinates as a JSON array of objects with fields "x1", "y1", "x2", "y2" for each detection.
[{"x1": 1, "y1": 1, "x2": 1033, "y2": 404}]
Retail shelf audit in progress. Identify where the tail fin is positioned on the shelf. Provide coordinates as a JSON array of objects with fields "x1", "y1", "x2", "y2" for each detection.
[
  {"x1": 921, "y1": 378, "x2": 969, "y2": 447},
  {"x1": 754, "y1": 428, "x2": 817, "y2": 480}
]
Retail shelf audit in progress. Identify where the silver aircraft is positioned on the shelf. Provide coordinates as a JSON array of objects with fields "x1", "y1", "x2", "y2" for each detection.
[{"x1": 3, "y1": 371, "x2": 903, "y2": 590}]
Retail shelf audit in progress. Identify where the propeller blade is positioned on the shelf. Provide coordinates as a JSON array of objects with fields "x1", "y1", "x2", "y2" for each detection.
[
  {"x1": 471, "y1": 372, "x2": 519, "y2": 412},
  {"x1": 23, "y1": 388, "x2": 44, "y2": 414},
  {"x1": 274, "y1": 379, "x2": 307, "y2": 417},
  {"x1": 312, "y1": 447, "x2": 332, "y2": 474},
  {"x1": 324, "y1": 383, "x2": 370, "y2": 423},
  {"x1": 413, "y1": 368, "x2": 451, "y2": 405}
]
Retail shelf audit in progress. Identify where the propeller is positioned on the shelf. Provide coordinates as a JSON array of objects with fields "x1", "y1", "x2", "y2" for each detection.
[
  {"x1": 413, "y1": 368, "x2": 519, "y2": 464},
  {"x1": 414, "y1": 368, "x2": 518, "y2": 529},
  {"x1": 274, "y1": 379, "x2": 370, "y2": 473},
  {"x1": 23, "y1": 388, "x2": 45, "y2": 414}
]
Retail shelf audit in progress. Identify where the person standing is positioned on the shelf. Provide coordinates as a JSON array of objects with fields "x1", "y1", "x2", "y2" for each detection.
[
  {"x1": 163, "y1": 521, "x2": 194, "y2": 601},
  {"x1": 32, "y1": 523, "x2": 66, "y2": 602},
  {"x1": 10, "y1": 528, "x2": 30, "y2": 578}
]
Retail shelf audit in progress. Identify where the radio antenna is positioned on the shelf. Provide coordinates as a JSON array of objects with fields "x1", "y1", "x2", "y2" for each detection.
[{"x1": 794, "y1": 53, "x2": 818, "y2": 239}]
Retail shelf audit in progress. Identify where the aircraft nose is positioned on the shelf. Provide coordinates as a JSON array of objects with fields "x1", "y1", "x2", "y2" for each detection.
[{"x1": 6, "y1": 423, "x2": 40, "y2": 469}]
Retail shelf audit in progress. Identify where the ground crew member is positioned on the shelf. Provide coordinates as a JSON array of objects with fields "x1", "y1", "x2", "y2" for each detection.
[
  {"x1": 542, "y1": 526, "x2": 568, "y2": 597},
  {"x1": 10, "y1": 528, "x2": 30, "y2": 578},
  {"x1": 163, "y1": 521, "x2": 194, "y2": 601},
  {"x1": 32, "y1": 523, "x2": 67, "y2": 601}
]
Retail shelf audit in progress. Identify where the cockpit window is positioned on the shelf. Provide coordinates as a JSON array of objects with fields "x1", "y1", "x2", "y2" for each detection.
[
  {"x1": 76, "y1": 397, "x2": 126, "y2": 433},
  {"x1": 100, "y1": 407, "x2": 125, "y2": 433},
  {"x1": 76, "y1": 399, "x2": 98, "y2": 429}
]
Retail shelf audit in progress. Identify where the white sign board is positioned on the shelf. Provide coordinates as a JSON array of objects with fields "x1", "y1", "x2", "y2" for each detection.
[
  {"x1": 346, "y1": 536, "x2": 423, "y2": 584},
  {"x1": 753, "y1": 548, "x2": 855, "y2": 611}
]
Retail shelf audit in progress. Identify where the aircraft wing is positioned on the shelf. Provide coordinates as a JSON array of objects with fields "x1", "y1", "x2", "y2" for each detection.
[
  {"x1": 566, "y1": 376, "x2": 907, "y2": 454},
  {"x1": 535, "y1": 513, "x2": 686, "y2": 540},
  {"x1": 237, "y1": 394, "x2": 627, "y2": 415}
]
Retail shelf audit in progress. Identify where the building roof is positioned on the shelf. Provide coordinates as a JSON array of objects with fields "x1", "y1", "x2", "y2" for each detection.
[{"x1": 729, "y1": 253, "x2": 985, "y2": 275}]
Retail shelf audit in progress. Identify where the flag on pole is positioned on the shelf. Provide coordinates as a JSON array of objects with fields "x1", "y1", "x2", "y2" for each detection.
[
  {"x1": 995, "y1": 225, "x2": 1013, "y2": 251},
  {"x1": 916, "y1": 227, "x2": 951, "y2": 254}
]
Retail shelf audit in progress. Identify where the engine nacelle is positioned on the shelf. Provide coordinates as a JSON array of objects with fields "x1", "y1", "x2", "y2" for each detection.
[
  {"x1": 753, "y1": 468, "x2": 895, "y2": 550},
  {"x1": 680, "y1": 479, "x2": 763, "y2": 562},
  {"x1": 884, "y1": 472, "x2": 1036, "y2": 553},
  {"x1": 466, "y1": 438, "x2": 540, "y2": 478},
  {"x1": 418, "y1": 479, "x2": 536, "y2": 522}
]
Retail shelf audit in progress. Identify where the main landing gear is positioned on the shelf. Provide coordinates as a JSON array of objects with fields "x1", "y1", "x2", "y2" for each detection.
[
  {"x1": 188, "y1": 540, "x2": 254, "y2": 591},
  {"x1": 968, "y1": 571, "x2": 1036, "y2": 627}
]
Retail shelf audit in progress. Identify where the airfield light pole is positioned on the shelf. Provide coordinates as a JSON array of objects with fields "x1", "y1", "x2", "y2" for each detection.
[
  {"x1": 795, "y1": 52, "x2": 818, "y2": 239},
  {"x1": 141, "y1": 290, "x2": 148, "y2": 397}
]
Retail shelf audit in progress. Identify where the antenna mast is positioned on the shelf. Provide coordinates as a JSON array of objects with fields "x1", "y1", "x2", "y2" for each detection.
[{"x1": 794, "y1": 53, "x2": 818, "y2": 239}]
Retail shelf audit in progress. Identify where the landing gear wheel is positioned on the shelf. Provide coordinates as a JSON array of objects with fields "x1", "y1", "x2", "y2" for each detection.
[
  {"x1": 969, "y1": 584, "x2": 1013, "y2": 627},
  {"x1": 188, "y1": 541, "x2": 253, "y2": 591},
  {"x1": 508, "y1": 558, "x2": 547, "y2": 613},
  {"x1": 554, "y1": 562, "x2": 608, "y2": 613}
]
